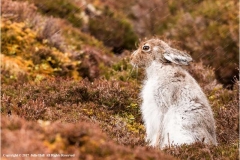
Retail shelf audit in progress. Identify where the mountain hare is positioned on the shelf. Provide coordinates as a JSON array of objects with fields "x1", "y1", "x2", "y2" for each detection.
[{"x1": 130, "y1": 38, "x2": 217, "y2": 149}]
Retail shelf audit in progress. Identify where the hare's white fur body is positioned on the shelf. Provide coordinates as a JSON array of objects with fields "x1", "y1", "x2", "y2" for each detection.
[
  {"x1": 142, "y1": 62, "x2": 216, "y2": 149},
  {"x1": 131, "y1": 39, "x2": 217, "y2": 149}
]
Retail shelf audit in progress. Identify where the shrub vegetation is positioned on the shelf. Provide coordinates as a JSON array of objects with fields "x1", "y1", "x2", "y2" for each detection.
[{"x1": 1, "y1": 0, "x2": 238, "y2": 159}]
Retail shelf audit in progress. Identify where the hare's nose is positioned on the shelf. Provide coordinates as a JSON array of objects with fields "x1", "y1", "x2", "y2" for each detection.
[
  {"x1": 132, "y1": 51, "x2": 137, "y2": 56},
  {"x1": 130, "y1": 51, "x2": 136, "y2": 60},
  {"x1": 132, "y1": 50, "x2": 137, "y2": 55},
  {"x1": 130, "y1": 54, "x2": 133, "y2": 61}
]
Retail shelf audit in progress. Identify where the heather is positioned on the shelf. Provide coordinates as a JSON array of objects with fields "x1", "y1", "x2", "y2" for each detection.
[{"x1": 1, "y1": 0, "x2": 239, "y2": 159}]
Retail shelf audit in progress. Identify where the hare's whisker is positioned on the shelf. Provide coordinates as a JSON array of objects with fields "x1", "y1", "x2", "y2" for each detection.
[{"x1": 127, "y1": 65, "x2": 139, "y2": 80}]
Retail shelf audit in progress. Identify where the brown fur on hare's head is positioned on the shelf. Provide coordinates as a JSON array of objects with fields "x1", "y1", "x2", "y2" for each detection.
[{"x1": 130, "y1": 38, "x2": 193, "y2": 67}]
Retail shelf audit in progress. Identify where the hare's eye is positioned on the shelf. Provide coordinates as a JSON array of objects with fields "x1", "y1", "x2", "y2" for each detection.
[{"x1": 142, "y1": 45, "x2": 151, "y2": 52}]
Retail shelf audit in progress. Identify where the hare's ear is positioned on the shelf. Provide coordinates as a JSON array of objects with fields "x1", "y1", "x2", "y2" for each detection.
[{"x1": 163, "y1": 48, "x2": 193, "y2": 65}]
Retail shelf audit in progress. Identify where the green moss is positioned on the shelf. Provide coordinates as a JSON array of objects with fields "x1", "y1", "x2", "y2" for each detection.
[{"x1": 1, "y1": 18, "x2": 84, "y2": 82}]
